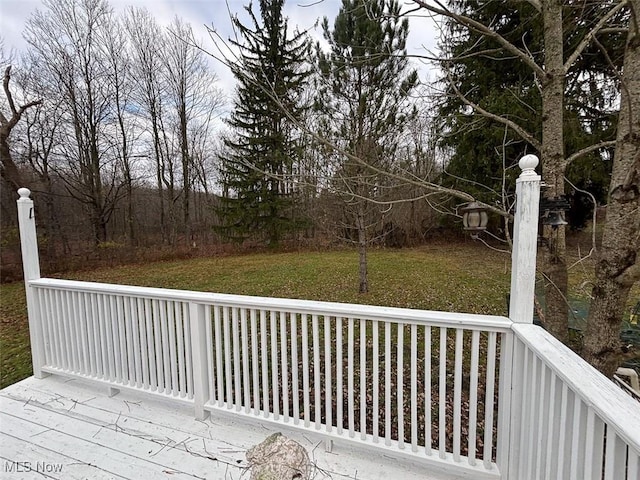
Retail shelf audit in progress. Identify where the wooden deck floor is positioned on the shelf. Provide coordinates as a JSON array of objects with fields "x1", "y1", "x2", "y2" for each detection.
[{"x1": 0, "y1": 376, "x2": 455, "y2": 480}]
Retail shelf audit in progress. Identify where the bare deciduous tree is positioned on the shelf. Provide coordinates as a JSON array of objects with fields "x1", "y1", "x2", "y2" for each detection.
[{"x1": 0, "y1": 65, "x2": 41, "y2": 189}]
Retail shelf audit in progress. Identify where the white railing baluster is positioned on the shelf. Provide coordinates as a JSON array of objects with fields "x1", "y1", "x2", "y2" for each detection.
[
  {"x1": 569, "y1": 394, "x2": 583, "y2": 480},
  {"x1": 215, "y1": 306, "x2": 224, "y2": 407},
  {"x1": 46, "y1": 290, "x2": 60, "y2": 369},
  {"x1": 535, "y1": 360, "x2": 547, "y2": 476},
  {"x1": 36, "y1": 289, "x2": 51, "y2": 366},
  {"x1": 397, "y1": 323, "x2": 404, "y2": 449},
  {"x1": 468, "y1": 330, "x2": 480, "y2": 465},
  {"x1": 130, "y1": 298, "x2": 142, "y2": 386},
  {"x1": 168, "y1": 301, "x2": 179, "y2": 396},
  {"x1": 76, "y1": 291, "x2": 90, "y2": 375},
  {"x1": 205, "y1": 306, "x2": 215, "y2": 403},
  {"x1": 336, "y1": 316, "x2": 343, "y2": 435},
  {"x1": 525, "y1": 353, "x2": 538, "y2": 474},
  {"x1": 544, "y1": 371, "x2": 558, "y2": 479},
  {"x1": 135, "y1": 298, "x2": 147, "y2": 388},
  {"x1": 438, "y1": 327, "x2": 447, "y2": 459},
  {"x1": 585, "y1": 408, "x2": 605, "y2": 480},
  {"x1": 483, "y1": 331, "x2": 497, "y2": 470},
  {"x1": 280, "y1": 311, "x2": 289, "y2": 421},
  {"x1": 517, "y1": 343, "x2": 530, "y2": 479},
  {"x1": 410, "y1": 324, "x2": 418, "y2": 452},
  {"x1": 260, "y1": 309, "x2": 269, "y2": 416},
  {"x1": 108, "y1": 295, "x2": 120, "y2": 382},
  {"x1": 312, "y1": 314, "x2": 320, "y2": 430},
  {"x1": 101, "y1": 295, "x2": 114, "y2": 379},
  {"x1": 301, "y1": 313, "x2": 310, "y2": 427},
  {"x1": 223, "y1": 306, "x2": 232, "y2": 408},
  {"x1": 151, "y1": 299, "x2": 163, "y2": 391},
  {"x1": 176, "y1": 301, "x2": 186, "y2": 397},
  {"x1": 628, "y1": 450, "x2": 640, "y2": 480},
  {"x1": 348, "y1": 316, "x2": 355, "y2": 437},
  {"x1": 251, "y1": 309, "x2": 260, "y2": 415},
  {"x1": 106, "y1": 294, "x2": 118, "y2": 381},
  {"x1": 425, "y1": 326, "x2": 432, "y2": 456},
  {"x1": 270, "y1": 310, "x2": 280, "y2": 419},
  {"x1": 290, "y1": 313, "x2": 299, "y2": 423},
  {"x1": 124, "y1": 296, "x2": 135, "y2": 385},
  {"x1": 453, "y1": 328, "x2": 463, "y2": 462},
  {"x1": 360, "y1": 318, "x2": 366, "y2": 440},
  {"x1": 62, "y1": 291, "x2": 75, "y2": 373},
  {"x1": 324, "y1": 315, "x2": 332, "y2": 433},
  {"x1": 189, "y1": 302, "x2": 208, "y2": 420},
  {"x1": 232, "y1": 307, "x2": 241, "y2": 410},
  {"x1": 384, "y1": 321, "x2": 391, "y2": 446},
  {"x1": 183, "y1": 303, "x2": 193, "y2": 399},
  {"x1": 117, "y1": 296, "x2": 128, "y2": 384},
  {"x1": 372, "y1": 320, "x2": 379, "y2": 443},
  {"x1": 63, "y1": 291, "x2": 78, "y2": 373},
  {"x1": 54, "y1": 290, "x2": 67, "y2": 370},
  {"x1": 91, "y1": 293, "x2": 104, "y2": 378},
  {"x1": 144, "y1": 299, "x2": 155, "y2": 390},
  {"x1": 556, "y1": 382, "x2": 569, "y2": 479}
]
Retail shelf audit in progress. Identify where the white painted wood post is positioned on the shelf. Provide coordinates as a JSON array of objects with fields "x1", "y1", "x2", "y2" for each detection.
[
  {"x1": 508, "y1": 155, "x2": 541, "y2": 323},
  {"x1": 16, "y1": 188, "x2": 48, "y2": 378},
  {"x1": 189, "y1": 302, "x2": 210, "y2": 420},
  {"x1": 499, "y1": 155, "x2": 540, "y2": 479}
]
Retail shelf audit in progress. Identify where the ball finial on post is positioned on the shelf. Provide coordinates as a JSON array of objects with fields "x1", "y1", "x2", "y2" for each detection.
[
  {"x1": 519, "y1": 154, "x2": 539, "y2": 177},
  {"x1": 17, "y1": 188, "x2": 31, "y2": 199}
]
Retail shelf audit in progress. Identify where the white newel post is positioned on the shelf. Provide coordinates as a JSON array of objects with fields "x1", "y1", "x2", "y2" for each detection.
[
  {"x1": 508, "y1": 155, "x2": 541, "y2": 323},
  {"x1": 190, "y1": 302, "x2": 210, "y2": 420},
  {"x1": 497, "y1": 155, "x2": 540, "y2": 479},
  {"x1": 16, "y1": 188, "x2": 48, "y2": 378}
]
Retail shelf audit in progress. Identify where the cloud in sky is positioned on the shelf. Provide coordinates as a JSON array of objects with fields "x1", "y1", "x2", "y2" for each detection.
[{"x1": 1, "y1": 0, "x2": 439, "y2": 99}]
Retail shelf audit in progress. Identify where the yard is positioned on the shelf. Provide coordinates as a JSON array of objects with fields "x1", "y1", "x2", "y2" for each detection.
[{"x1": 1, "y1": 242, "x2": 637, "y2": 390}]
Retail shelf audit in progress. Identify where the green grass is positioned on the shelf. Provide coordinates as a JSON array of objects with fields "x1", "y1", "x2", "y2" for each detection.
[
  {"x1": 0, "y1": 244, "x2": 511, "y2": 389},
  {"x1": 1, "y1": 242, "x2": 636, "y2": 389}
]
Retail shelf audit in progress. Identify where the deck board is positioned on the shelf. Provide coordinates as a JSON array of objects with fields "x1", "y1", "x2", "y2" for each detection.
[{"x1": 1, "y1": 376, "x2": 456, "y2": 480}]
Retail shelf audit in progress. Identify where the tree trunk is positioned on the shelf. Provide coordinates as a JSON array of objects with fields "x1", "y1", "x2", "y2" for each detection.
[
  {"x1": 0, "y1": 131, "x2": 24, "y2": 190},
  {"x1": 539, "y1": 0, "x2": 569, "y2": 342},
  {"x1": 583, "y1": 1, "x2": 640, "y2": 377},
  {"x1": 357, "y1": 202, "x2": 368, "y2": 294}
]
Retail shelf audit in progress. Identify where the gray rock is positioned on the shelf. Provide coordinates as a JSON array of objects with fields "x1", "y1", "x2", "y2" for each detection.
[{"x1": 246, "y1": 432, "x2": 311, "y2": 480}]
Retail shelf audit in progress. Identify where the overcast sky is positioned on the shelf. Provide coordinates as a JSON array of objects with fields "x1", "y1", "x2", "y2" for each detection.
[{"x1": 0, "y1": 0, "x2": 440, "y2": 102}]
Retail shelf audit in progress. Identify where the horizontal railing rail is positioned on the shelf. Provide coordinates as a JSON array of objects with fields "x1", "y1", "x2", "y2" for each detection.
[
  {"x1": 29, "y1": 278, "x2": 513, "y2": 330},
  {"x1": 28, "y1": 277, "x2": 511, "y2": 479},
  {"x1": 509, "y1": 323, "x2": 640, "y2": 480}
]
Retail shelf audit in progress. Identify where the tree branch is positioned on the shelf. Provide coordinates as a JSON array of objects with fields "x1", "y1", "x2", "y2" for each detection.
[
  {"x1": 445, "y1": 69, "x2": 542, "y2": 151},
  {"x1": 411, "y1": 0, "x2": 546, "y2": 78},
  {"x1": 563, "y1": 0, "x2": 629, "y2": 73},
  {"x1": 565, "y1": 140, "x2": 617, "y2": 166}
]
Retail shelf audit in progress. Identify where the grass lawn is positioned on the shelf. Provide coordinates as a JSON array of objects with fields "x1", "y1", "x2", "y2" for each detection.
[{"x1": 1, "y1": 242, "x2": 637, "y2": 389}]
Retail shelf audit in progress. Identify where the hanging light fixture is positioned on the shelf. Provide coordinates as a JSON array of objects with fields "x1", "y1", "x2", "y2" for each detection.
[{"x1": 461, "y1": 201, "x2": 489, "y2": 232}]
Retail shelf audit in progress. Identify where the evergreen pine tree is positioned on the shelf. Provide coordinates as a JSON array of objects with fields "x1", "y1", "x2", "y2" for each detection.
[
  {"x1": 318, "y1": 0, "x2": 417, "y2": 292},
  {"x1": 217, "y1": 0, "x2": 310, "y2": 245},
  {"x1": 436, "y1": 1, "x2": 624, "y2": 228}
]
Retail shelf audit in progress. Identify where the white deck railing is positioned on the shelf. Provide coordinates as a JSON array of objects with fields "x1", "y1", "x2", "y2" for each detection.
[
  {"x1": 28, "y1": 277, "x2": 510, "y2": 479},
  {"x1": 506, "y1": 324, "x2": 640, "y2": 480}
]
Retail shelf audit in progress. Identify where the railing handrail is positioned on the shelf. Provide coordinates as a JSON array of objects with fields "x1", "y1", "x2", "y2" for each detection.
[
  {"x1": 512, "y1": 323, "x2": 640, "y2": 453},
  {"x1": 29, "y1": 277, "x2": 513, "y2": 331}
]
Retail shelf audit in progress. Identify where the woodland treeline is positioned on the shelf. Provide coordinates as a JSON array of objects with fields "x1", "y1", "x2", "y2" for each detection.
[
  {"x1": 1, "y1": 0, "x2": 448, "y2": 279},
  {"x1": 2, "y1": 0, "x2": 616, "y2": 269}
]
